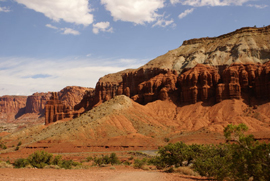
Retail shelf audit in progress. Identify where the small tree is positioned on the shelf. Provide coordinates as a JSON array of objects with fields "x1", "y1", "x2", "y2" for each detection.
[{"x1": 224, "y1": 124, "x2": 270, "y2": 181}]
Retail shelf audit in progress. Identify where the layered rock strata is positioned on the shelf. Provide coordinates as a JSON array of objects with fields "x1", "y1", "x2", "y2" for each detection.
[
  {"x1": 45, "y1": 26, "x2": 270, "y2": 124},
  {"x1": 45, "y1": 92, "x2": 83, "y2": 125}
]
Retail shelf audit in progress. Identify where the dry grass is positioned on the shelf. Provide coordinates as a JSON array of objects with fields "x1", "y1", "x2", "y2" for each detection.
[
  {"x1": 0, "y1": 161, "x2": 13, "y2": 168},
  {"x1": 44, "y1": 165, "x2": 61, "y2": 169},
  {"x1": 174, "y1": 167, "x2": 200, "y2": 176}
]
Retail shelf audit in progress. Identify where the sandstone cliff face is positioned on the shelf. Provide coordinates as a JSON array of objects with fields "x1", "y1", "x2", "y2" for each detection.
[
  {"x1": 0, "y1": 96, "x2": 27, "y2": 122},
  {"x1": 25, "y1": 93, "x2": 51, "y2": 114}
]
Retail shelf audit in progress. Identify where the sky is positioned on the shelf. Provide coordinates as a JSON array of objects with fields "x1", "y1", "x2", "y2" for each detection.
[{"x1": 0, "y1": 0, "x2": 269, "y2": 96}]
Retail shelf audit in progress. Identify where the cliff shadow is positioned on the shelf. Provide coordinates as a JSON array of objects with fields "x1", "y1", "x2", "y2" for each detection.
[{"x1": 15, "y1": 107, "x2": 26, "y2": 119}]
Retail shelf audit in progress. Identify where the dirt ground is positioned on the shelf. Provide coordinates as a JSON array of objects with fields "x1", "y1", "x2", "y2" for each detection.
[{"x1": 0, "y1": 167, "x2": 206, "y2": 181}]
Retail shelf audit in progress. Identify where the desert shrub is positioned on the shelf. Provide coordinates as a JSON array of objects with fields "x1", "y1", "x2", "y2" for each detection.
[
  {"x1": 133, "y1": 158, "x2": 147, "y2": 169},
  {"x1": 148, "y1": 156, "x2": 166, "y2": 169},
  {"x1": 193, "y1": 144, "x2": 232, "y2": 181},
  {"x1": 15, "y1": 146, "x2": 19, "y2": 151},
  {"x1": 13, "y1": 158, "x2": 30, "y2": 168},
  {"x1": 123, "y1": 160, "x2": 131, "y2": 166},
  {"x1": 17, "y1": 141, "x2": 22, "y2": 147},
  {"x1": 61, "y1": 160, "x2": 73, "y2": 169},
  {"x1": 86, "y1": 156, "x2": 93, "y2": 162},
  {"x1": 109, "y1": 153, "x2": 120, "y2": 165},
  {"x1": 52, "y1": 155, "x2": 62, "y2": 166},
  {"x1": 157, "y1": 142, "x2": 191, "y2": 168},
  {"x1": 155, "y1": 124, "x2": 270, "y2": 181},
  {"x1": 164, "y1": 138, "x2": 170, "y2": 142},
  {"x1": 27, "y1": 150, "x2": 53, "y2": 168},
  {"x1": 93, "y1": 153, "x2": 120, "y2": 166}
]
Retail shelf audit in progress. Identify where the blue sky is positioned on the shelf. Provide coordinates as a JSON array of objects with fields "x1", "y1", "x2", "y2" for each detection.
[{"x1": 0, "y1": 0, "x2": 269, "y2": 96}]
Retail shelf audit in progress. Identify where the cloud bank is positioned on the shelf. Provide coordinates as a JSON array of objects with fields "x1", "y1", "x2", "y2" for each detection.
[
  {"x1": 15, "y1": 0, "x2": 93, "y2": 26},
  {"x1": 0, "y1": 57, "x2": 148, "y2": 96}
]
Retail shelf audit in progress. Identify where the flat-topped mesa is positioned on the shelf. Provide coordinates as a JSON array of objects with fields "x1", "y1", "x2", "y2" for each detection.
[
  {"x1": 182, "y1": 25, "x2": 270, "y2": 45},
  {"x1": 45, "y1": 92, "x2": 83, "y2": 125}
]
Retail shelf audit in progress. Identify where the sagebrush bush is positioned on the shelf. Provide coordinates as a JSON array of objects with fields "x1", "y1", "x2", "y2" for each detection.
[
  {"x1": 133, "y1": 158, "x2": 147, "y2": 169},
  {"x1": 93, "y1": 153, "x2": 120, "y2": 166},
  {"x1": 13, "y1": 151, "x2": 80, "y2": 169},
  {"x1": 14, "y1": 158, "x2": 30, "y2": 168},
  {"x1": 27, "y1": 150, "x2": 53, "y2": 168}
]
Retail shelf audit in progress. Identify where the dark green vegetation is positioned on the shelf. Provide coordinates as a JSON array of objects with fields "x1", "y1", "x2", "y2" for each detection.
[
  {"x1": 12, "y1": 151, "x2": 121, "y2": 169},
  {"x1": 0, "y1": 142, "x2": 7, "y2": 150},
  {"x1": 143, "y1": 123, "x2": 270, "y2": 180},
  {"x1": 92, "y1": 153, "x2": 120, "y2": 166},
  {"x1": 13, "y1": 150, "x2": 80, "y2": 169}
]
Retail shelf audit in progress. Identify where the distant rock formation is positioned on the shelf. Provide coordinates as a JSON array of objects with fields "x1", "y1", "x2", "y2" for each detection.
[{"x1": 0, "y1": 86, "x2": 91, "y2": 125}]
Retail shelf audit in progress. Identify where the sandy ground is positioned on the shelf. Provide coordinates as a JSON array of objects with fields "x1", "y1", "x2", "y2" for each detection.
[{"x1": 0, "y1": 168, "x2": 203, "y2": 181}]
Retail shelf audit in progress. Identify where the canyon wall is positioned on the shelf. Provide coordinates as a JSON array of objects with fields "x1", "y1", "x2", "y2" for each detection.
[{"x1": 0, "y1": 86, "x2": 91, "y2": 123}]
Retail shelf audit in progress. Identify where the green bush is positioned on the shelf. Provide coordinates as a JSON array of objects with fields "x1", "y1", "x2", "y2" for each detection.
[
  {"x1": 93, "y1": 153, "x2": 120, "y2": 166},
  {"x1": 133, "y1": 158, "x2": 147, "y2": 169},
  {"x1": 109, "y1": 153, "x2": 120, "y2": 165},
  {"x1": 86, "y1": 156, "x2": 93, "y2": 162},
  {"x1": 52, "y1": 155, "x2": 62, "y2": 166},
  {"x1": 153, "y1": 124, "x2": 270, "y2": 181},
  {"x1": 12, "y1": 151, "x2": 82, "y2": 169},
  {"x1": 14, "y1": 158, "x2": 30, "y2": 168},
  {"x1": 193, "y1": 144, "x2": 232, "y2": 180},
  {"x1": 61, "y1": 160, "x2": 79, "y2": 169},
  {"x1": 27, "y1": 150, "x2": 53, "y2": 168},
  {"x1": 157, "y1": 142, "x2": 191, "y2": 167}
]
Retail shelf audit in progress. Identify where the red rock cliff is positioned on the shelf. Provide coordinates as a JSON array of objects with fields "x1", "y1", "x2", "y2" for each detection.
[{"x1": 0, "y1": 96, "x2": 27, "y2": 122}]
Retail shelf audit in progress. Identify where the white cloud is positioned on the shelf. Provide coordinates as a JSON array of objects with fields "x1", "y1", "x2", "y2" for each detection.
[
  {"x1": 152, "y1": 18, "x2": 175, "y2": 27},
  {"x1": 100, "y1": 0, "x2": 165, "y2": 24},
  {"x1": 0, "y1": 57, "x2": 149, "y2": 96},
  {"x1": 178, "y1": 8, "x2": 194, "y2": 19},
  {"x1": 92, "y1": 22, "x2": 113, "y2": 34},
  {"x1": 45, "y1": 24, "x2": 80, "y2": 35},
  {"x1": 15, "y1": 0, "x2": 93, "y2": 26},
  {"x1": 170, "y1": 0, "x2": 251, "y2": 6},
  {"x1": 0, "y1": 6, "x2": 10, "y2": 12},
  {"x1": 45, "y1": 24, "x2": 58, "y2": 29},
  {"x1": 61, "y1": 28, "x2": 80, "y2": 35},
  {"x1": 247, "y1": 4, "x2": 268, "y2": 9}
]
